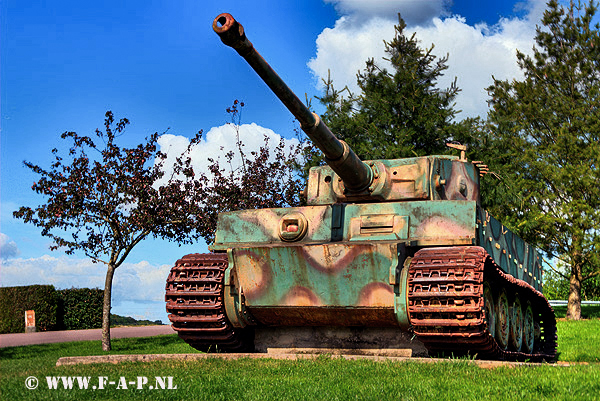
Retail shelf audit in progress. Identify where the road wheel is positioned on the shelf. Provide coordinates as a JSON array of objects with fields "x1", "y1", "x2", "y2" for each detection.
[
  {"x1": 522, "y1": 301, "x2": 535, "y2": 353},
  {"x1": 495, "y1": 289, "x2": 510, "y2": 350},
  {"x1": 509, "y1": 294, "x2": 523, "y2": 351}
]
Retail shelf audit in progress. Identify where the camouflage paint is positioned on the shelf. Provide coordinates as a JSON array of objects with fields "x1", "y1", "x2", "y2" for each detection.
[
  {"x1": 476, "y1": 208, "x2": 543, "y2": 291},
  {"x1": 211, "y1": 200, "x2": 477, "y2": 250},
  {"x1": 434, "y1": 158, "x2": 480, "y2": 202},
  {"x1": 230, "y1": 243, "x2": 398, "y2": 326},
  {"x1": 212, "y1": 198, "x2": 478, "y2": 328},
  {"x1": 213, "y1": 206, "x2": 333, "y2": 247},
  {"x1": 210, "y1": 155, "x2": 543, "y2": 327}
]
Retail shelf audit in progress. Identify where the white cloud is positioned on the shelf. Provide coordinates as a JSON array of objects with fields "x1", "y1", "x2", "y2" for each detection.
[
  {"x1": 0, "y1": 255, "x2": 171, "y2": 322},
  {"x1": 156, "y1": 122, "x2": 301, "y2": 185},
  {"x1": 309, "y1": 17, "x2": 396, "y2": 93},
  {"x1": 413, "y1": 15, "x2": 537, "y2": 117},
  {"x1": 325, "y1": 0, "x2": 448, "y2": 26},
  {"x1": 0, "y1": 255, "x2": 104, "y2": 289},
  {"x1": 310, "y1": 0, "x2": 546, "y2": 118},
  {"x1": 112, "y1": 260, "x2": 172, "y2": 303},
  {"x1": 0, "y1": 233, "x2": 20, "y2": 259}
]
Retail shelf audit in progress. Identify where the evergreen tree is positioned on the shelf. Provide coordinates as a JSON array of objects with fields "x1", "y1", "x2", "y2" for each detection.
[
  {"x1": 316, "y1": 17, "x2": 462, "y2": 163},
  {"x1": 487, "y1": 0, "x2": 600, "y2": 320},
  {"x1": 312, "y1": 16, "x2": 497, "y2": 210}
]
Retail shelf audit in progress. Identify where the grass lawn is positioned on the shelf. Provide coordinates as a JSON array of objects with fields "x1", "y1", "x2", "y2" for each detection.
[
  {"x1": 1, "y1": 306, "x2": 599, "y2": 401},
  {"x1": 553, "y1": 303, "x2": 600, "y2": 363}
]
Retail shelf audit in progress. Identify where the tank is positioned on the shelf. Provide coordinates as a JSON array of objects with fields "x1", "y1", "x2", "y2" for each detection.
[{"x1": 165, "y1": 13, "x2": 557, "y2": 361}]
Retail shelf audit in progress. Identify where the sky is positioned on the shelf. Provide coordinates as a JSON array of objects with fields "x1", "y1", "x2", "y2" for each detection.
[{"x1": 0, "y1": 0, "x2": 569, "y2": 323}]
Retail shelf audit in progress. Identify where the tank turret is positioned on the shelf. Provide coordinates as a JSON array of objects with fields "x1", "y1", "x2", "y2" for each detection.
[
  {"x1": 164, "y1": 13, "x2": 557, "y2": 362},
  {"x1": 213, "y1": 13, "x2": 485, "y2": 205}
]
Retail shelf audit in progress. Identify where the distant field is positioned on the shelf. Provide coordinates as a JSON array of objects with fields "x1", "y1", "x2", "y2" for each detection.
[
  {"x1": 1, "y1": 306, "x2": 599, "y2": 401},
  {"x1": 110, "y1": 313, "x2": 164, "y2": 327},
  {"x1": 552, "y1": 304, "x2": 600, "y2": 319}
]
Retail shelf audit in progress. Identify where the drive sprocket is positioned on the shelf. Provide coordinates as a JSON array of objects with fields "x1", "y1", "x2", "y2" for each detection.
[{"x1": 165, "y1": 253, "x2": 253, "y2": 352}]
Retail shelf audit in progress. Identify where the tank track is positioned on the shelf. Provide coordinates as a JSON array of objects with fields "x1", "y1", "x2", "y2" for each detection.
[
  {"x1": 165, "y1": 253, "x2": 253, "y2": 352},
  {"x1": 407, "y1": 246, "x2": 557, "y2": 361}
]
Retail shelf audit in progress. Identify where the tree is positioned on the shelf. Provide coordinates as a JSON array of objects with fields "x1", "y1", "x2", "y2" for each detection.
[
  {"x1": 486, "y1": 0, "x2": 600, "y2": 320},
  {"x1": 542, "y1": 262, "x2": 600, "y2": 302},
  {"x1": 14, "y1": 112, "x2": 206, "y2": 350},
  {"x1": 315, "y1": 16, "x2": 464, "y2": 164},
  {"x1": 193, "y1": 100, "x2": 306, "y2": 244},
  {"x1": 14, "y1": 105, "x2": 304, "y2": 350}
]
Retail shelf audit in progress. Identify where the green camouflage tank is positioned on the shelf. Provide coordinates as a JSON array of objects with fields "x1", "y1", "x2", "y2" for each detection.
[{"x1": 165, "y1": 13, "x2": 556, "y2": 361}]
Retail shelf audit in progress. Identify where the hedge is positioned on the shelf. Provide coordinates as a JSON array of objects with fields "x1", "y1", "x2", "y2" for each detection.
[
  {"x1": 57, "y1": 288, "x2": 103, "y2": 330},
  {"x1": 0, "y1": 285, "x2": 103, "y2": 334},
  {"x1": 0, "y1": 285, "x2": 58, "y2": 333}
]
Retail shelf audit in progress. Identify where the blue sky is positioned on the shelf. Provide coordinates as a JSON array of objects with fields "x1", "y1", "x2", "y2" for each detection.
[{"x1": 1, "y1": 0, "x2": 563, "y2": 322}]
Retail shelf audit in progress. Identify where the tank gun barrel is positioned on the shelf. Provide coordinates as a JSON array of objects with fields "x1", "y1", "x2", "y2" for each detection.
[{"x1": 213, "y1": 13, "x2": 373, "y2": 192}]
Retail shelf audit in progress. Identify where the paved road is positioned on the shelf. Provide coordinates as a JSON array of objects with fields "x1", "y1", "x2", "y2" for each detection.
[{"x1": 0, "y1": 325, "x2": 176, "y2": 348}]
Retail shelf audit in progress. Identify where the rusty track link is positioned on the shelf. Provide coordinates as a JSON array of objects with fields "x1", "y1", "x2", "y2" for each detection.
[
  {"x1": 165, "y1": 253, "x2": 252, "y2": 352},
  {"x1": 407, "y1": 246, "x2": 557, "y2": 361}
]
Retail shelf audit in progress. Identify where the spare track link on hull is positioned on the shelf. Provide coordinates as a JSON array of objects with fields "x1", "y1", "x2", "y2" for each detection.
[
  {"x1": 165, "y1": 253, "x2": 252, "y2": 352},
  {"x1": 407, "y1": 246, "x2": 557, "y2": 361}
]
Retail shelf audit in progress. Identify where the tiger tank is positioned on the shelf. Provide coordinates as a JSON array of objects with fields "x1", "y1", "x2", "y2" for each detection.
[{"x1": 165, "y1": 13, "x2": 557, "y2": 361}]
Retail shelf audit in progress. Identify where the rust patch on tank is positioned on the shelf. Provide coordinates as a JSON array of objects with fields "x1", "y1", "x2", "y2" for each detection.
[{"x1": 414, "y1": 215, "x2": 472, "y2": 239}]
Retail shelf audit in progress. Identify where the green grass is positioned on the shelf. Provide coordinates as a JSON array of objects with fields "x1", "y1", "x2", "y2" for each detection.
[
  {"x1": 1, "y1": 344, "x2": 598, "y2": 401},
  {"x1": 1, "y1": 307, "x2": 599, "y2": 401},
  {"x1": 554, "y1": 304, "x2": 600, "y2": 363},
  {"x1": 557, "y1": 319, "x2": 600, "y2": 363}
]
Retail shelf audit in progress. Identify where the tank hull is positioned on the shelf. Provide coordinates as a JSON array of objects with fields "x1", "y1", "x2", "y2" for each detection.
[{"x1": 166, "y1": 201, "x2": 556, "y2": 360}]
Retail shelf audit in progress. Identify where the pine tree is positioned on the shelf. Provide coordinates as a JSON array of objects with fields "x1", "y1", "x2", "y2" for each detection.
[
  {"x1": 487, "y1": 0, "x2": 600, "y2": 319},
  {"x1": 316, "y1": 16, "x2": 462, "y2": 162}
]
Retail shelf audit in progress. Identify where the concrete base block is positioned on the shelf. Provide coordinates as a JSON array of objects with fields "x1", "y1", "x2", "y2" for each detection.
[
  {"x1": 267, "y1": 347, "x2": 412, "y2": 357},
  {"x1": 254, "y1": 326, "x2": 428, "y2": 357}
]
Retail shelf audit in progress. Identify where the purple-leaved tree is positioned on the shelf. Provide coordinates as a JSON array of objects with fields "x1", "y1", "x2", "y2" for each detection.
[{"x1": 14, "y1": 104, "x2": 306, "y2": 350}]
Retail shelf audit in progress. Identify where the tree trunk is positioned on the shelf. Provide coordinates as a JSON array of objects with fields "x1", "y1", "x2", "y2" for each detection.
[
  {"x1": 566, "y1": 263, "x2": 582, "y2": 320},
  {"x1": 102, "y1": 264, "x2": 117, "y2": 351}
]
